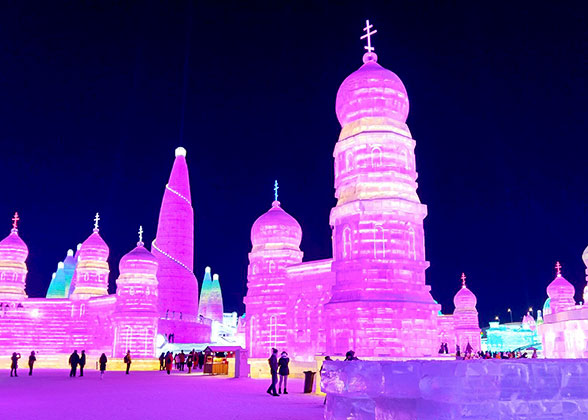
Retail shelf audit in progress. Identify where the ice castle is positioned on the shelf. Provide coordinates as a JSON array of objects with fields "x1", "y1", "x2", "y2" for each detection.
[
  {"x1": 0, "y1": 147, "x2": 225, "y2": 363},
  {"x1": 244, "y1": 22, "x2": 481, "y2": 373}
]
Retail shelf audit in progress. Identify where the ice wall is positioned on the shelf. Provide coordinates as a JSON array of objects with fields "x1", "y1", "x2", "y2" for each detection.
[{"x1": 322, "y1": 360, "x2": 588, "y2": 419}]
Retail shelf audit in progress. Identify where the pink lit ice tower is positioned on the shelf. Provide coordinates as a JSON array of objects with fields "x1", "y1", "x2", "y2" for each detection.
[
  {"x1": 325, "y1": 20, "x2": 441, "y2": 357},
  {"x1": 452, "y1": 273, "x2": 481, "y2": 351},
  {"x1": 0, "y1": 212, "x2": 28, "y2": 300}
]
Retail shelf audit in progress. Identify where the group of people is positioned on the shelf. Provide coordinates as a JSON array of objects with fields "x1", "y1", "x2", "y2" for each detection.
[
  {"x1": 9, "y1": 351, "x2": 36, "y2": 377},
  {"x1": 266, "y1": 348, "x2": 290, "y2": 396},
  {"x1": 68, "y1": 349, "x2": 128, "y2": 378},
  {"x1": 159, "y1": 350, "x2": 204, "y2": 375},
  {"x1": 439, "y1": 343, "x2": 539, "y2": 360}
]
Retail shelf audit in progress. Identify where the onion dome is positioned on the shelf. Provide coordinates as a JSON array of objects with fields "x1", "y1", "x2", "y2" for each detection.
[
  {"x1": 543, "y1": 297, "x2": 551, "y2": 316},
  {"x1": 335, "y1": 54, "x2": 409, "y2": 127},
  {"x1": 0, "y1": 228, "x2": 28, "y2": 262},
  {"x1": 453, "y1": 273, "x2": 477, "y2": 309},
  {"x1": 119, "y1": 244, "x2": 158, "y2": 276},
  {"x1": 546, "y1": 262, "x2": 575, "y2": 310},
  {"x1": 251, "y1": 201, "x2": 302, "y2": 251},
  {"x1": 582, "y1": 245, "x2": 588, "y2": 268},
  {"x1": 77, "y1": 213, "x2": 109, "y2": 262}
]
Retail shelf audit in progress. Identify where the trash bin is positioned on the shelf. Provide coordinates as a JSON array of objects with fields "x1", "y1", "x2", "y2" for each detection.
[{"x1": 303, "y1": 371, "x2": 316, "y2": 393}]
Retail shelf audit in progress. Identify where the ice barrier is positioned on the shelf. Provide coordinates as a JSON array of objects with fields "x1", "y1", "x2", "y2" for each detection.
[{"x1": 322, "y1": 360, "x2": 588, "y2": 419}]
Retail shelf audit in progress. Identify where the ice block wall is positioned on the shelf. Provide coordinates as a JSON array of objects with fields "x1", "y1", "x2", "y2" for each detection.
[{"x1": 322, "y1": 360, "x2": 588, "y2": 420}]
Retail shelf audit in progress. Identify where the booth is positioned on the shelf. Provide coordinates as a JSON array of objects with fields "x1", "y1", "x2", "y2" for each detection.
[{"x1": 203, "y1": 346, "x2": 244, "y2": 377}]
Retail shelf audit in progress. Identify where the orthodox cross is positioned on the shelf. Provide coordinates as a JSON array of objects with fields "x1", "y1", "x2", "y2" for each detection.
[
  {"x1": 94, "y1": 212, "x2": 100, "y2": 231},
  {"x1": 555, "y1": 261, "x2": 562, "y2": 276},
  {"x1": 12, "y1": 212, "x2": 19, "y2": 230},
  {"x1": 461, "y1": 272, "x2": 467, "y2": 287},
  {"x1": 361, "y1": 19, "x2": 377, "y2": 53},
  {"x1": 274, "y1": 180, "x2": 279, "y2": 202},
  {"x1": 138, "y1": 225, "x2": 144, "y2": 244}
]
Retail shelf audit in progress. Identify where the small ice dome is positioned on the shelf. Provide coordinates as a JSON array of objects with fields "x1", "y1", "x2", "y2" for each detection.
[
  {"x1": 213, "y1": 274, "x2": 219, "y2": 281},
  {"x1": 51, "y1": 272, "x2": 56, "y2": 279},
  {"x1": 205, "y1": 266, "x2": 211, "y2": 273},
  {"x1": 454, "y1": 285, "x2": 477, "y2": 309},
  {"x1": 58, "y1": 262, "x2": 65, "y2": 269},
  {"x1": 175, "y1": 147, "x2": 187, "y2": 157},
  {"x1": 251, "y1": 201, "x2": 302, "y2": 251},
  {"x1": 0, "y1": 230, "x2": 29, "y2": 262},
  {"x1": 119, "y1": 243, "x2": 158, "y2": 276},
  {"x1": 582, "y1": 244, "x2": 588, "y2": 268},
  {"x1": 78, "y1": 231, "x2": 109, "y2": 262},
  {"x1": 67, "y1": 249, "x2": 74, "y2": 257}
]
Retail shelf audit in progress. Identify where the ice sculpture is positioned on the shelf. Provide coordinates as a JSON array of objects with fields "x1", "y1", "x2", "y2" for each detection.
[
  {"x1": 452, "y1": 273, "x2": 481, "y2": 352},
  {"x1": 198, "y1": 266, "x2": 213, "y2": 317},
  {"x1": 46, "y1": 249, "x2": 77, "y2": 298},
  {"x1": 0, "y1": 213, "x2": 28, "y2": 300},
  {"x1": 199, "y1": 267, "x2": 224, "y2": 323}
]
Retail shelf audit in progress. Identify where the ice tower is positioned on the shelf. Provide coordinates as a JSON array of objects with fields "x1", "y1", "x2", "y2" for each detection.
[
  {"x1": 152, "y1": 147, "x2": 202, "y2": 341},
  {"x1": 0, "y1": 213, "x2": 28, "y2": 300},
  {"x1": 46, "y1": 249, "x2": 76, "y2": 298},
  {"x1": 198, "y1": 267, "x2": 213, "y2": 317},
  {"x1": 325, "y1": 22, "x2": 440, "y2": 357},
  {"x1": 452, "y1": 273, "x2": 481, "y2": 351}
]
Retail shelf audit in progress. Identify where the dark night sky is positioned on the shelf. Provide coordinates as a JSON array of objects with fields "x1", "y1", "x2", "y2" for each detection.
[{"x1": 0, "y1": 1, "x2": 586, "y2": 326}]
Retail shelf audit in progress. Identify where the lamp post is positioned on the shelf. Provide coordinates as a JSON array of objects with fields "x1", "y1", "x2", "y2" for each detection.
[{"x1": 507, "y1": 308, "x2": 513, "y2": 323}]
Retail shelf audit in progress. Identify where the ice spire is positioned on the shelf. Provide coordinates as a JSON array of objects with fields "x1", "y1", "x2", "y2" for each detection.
[{"x1": 152, "y1": 147, "x2": 199, "y2": 319}]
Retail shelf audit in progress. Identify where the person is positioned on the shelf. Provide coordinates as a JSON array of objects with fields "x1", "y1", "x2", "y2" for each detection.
[
  {"x1": 179, "y1": 350, "x2": 186, "y2": 371},
  {"x1": 186, "y1": 353, "x2": 193, "y2": 374},
  {"x1": 465, "y1": 342, "x2": 473, "y2": 356},
  {"x1": 165, "y1": 352, "x2": 173, "y2": 375},
  {"x1": 99, "y1": 353, "x2": 107, "y2": 379},
  {"x1": 443, "y1": 343, "x2": 449, "y2": 354},
  {"x1": 278, "y1": 351, "x2": 290, "y2": 394},
  {"x1": 438, "y1": 343, "x2": 444, "y2": 354},
  {"x1": 159, "y1": 352, "x2": 165, "y2": 371},
  {"x1": 174, "y1": 353, "x2": 179, "y2": 370},
  {"x1": 198, "y1": 351, "x2": 204, "y2": 370},
  {"x1": 69, "y1": 350, "x2": 79, "y2": 377},
  {"x1": 532, "y1": 349, "x2": 538, "y2": 359},
  {"x1": 344, "y1": 350, "x2": 358, "y2": 361},
  {"x1": 266, "y1": 348, "x2": 279, "y2": 396},
  {"x1": 455, "y1": 344, "x2": 461, "y2": 358},
  {"x1": 10, "y1": 352, "x2": 21, "y2": 377},
  {"x1": 124, "y1": 351, "x2": 132, "y2": 374},
  {"x1": 79, "y1": 350, "x2": 86, "y2": 377},
  {"x1": 28, "y1": 351, "x2": 36, "y2": 376}
]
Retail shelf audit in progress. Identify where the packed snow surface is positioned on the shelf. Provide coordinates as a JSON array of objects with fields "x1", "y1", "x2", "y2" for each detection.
[{"x1": 1, "y1": 369, "x2": 323, "y2": 420}]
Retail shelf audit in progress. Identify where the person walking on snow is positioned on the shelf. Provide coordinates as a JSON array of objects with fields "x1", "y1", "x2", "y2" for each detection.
[
  {"x1": 79, "y1": 350, "x2": 86, "y2": 377},
  {"x1": 99, "y1": 353, "x2": 107, "y2": 379},
  {"x1": 69, "y1": 350, "x2": 79, "y2": 377},
  {"x1": 159, "y1": 352, "x2": 165, "y2": 371},
  {"x1": 10, "y1": 352, "x2": 21, "y2": 377},
  {"x1": 124, "y1": 351, "x2": 132, "y2": 374},
  {"x1": 186, "y1": 353, "x2": 193, "y2": 374},
  {"x1": 266, "y1": 348, "x2": 279, "y2": 396},
  {"x1": 165, "y1": 352, "x2": 173, "y2": 375},
  {"x1": 179, "y1": 351, "x2": 186, "y2": 371},
  {"x1": 278, "y1": 351, "x2": 290, "y2": 394},
  {"x1": 28, "y1": 351, "x2": 36, "y2": 376}
]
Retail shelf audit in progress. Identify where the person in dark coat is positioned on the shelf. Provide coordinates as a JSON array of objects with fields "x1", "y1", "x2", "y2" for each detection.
[
  {"x1": 278, "y1": 351, "x2": 290, "y2": 394},
  {"x1": 344, "y1": 350, "x2": 358, "y2": 361},
  {"x1": 99, "y1": 353, "x2": 107, "y2": 379},
  {"x1": 28, "y1": 351, "x2": 36, "y2": 376},
  {"x1": 159, "y1": 352, "x2": 165, "y2": 371},
  {"x1": 165, "y1": 352, "x2": 173, "y2": 375},
  {"x1": 79, "y1": 350, "x2": 86, "y2": 377},
  {"x1": 124, "y1": 351, "x2": 132, "y2": 374},
  {"x1": 266, "y1": 348, "x2": 279, "y2": 396},
  {"x1": 179, "y1": 351, "x2": 186, "y2": 371},
  {"x1": 10, "y1": 352, "x2": 21, "y2": 377},
  {"x1": 69, "y1": 350, "x2": 79, "y2": 377},
  {"x1": 186, "y1": 353, "x2": 193, "y2": 374},
  {"x1": 198, "y1": 351, "x2": 204, "y2": 370}
]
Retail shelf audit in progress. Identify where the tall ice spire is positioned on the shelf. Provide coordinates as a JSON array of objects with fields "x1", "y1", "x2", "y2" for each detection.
[{"x1": 152, "y1": 147, "x2": 199, "y2": 321}]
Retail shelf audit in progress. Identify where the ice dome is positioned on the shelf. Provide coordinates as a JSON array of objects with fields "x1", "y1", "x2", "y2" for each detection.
[
  {"x1": 582, "y1": 244, "x2": 588, "y2": 268},
  {"x1": 78, "y1": 230, "x2": 109, "y2": 262},
  {"x1": 251, "y1": 201, "x2": 302, "y2": 251},
  {"x1": 335, "y1": 55, "x2": 409, "y2": 127},
  {"x1": 453, "y1": 285, "x2": 477, "y2": 309},
  {"x1": 119, "y1": 243, "x2": 158, "y2": 276},
  {"x1": 546, "y1": 273, "x2": 575, "y2": 301},
  {"x1": 0, "y1": 229, "x2": 28, "y2": 262},
  {"x1": 543, "y1": 297, "x2": 551, "y2": 315}
]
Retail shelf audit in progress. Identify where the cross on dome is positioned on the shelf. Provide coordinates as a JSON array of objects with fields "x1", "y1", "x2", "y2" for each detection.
[
  {"x1": 555, "y1": 261, "x2": 562, "y2": 277},
  {"x1": 461, "y1": 272, "x2": 467, "y2": 288},
  {"x1": 93, "y1": 212, "x2": 100, "y2": 232},
  {"x1": 138, "y1": 225, "x2": 144, "y2": 245},
  {"x1": 274, "y1": 180, "x2": 279, "y2": 202},
  {"x1": 11, "y1": 212, "x2": 19, "y2": 231},
  {"x1": 361, "y1": 19, "x2": 377, "y2": 54}
]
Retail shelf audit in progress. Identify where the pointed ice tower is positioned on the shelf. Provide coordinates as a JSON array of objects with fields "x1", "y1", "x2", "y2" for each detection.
[
  {"x1": 0, "y1": 213, "x2": 28, "y2": 300},
  {"x1": 199, "y1": 267, "x2": 224, "y2": 323},
  {"x1": 151, "y1": 147, "x2": 199, "y2": 321},
  {"x1": 198, "y1": 267, "x2": 213, "y2": 318},
  {"x1": 46, "y1": 249, "x2": 77, "y2": 298}
]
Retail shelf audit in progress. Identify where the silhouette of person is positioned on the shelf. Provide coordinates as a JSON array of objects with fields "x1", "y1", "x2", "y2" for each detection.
[
  {"x1": 99, "y1": 353, "x2": 107, "y2": 379},
  {"x1": 28, "y1": 351, "x2": 36, "y2": 376},
  {"x1": 79, "y1": 350, "x2": 86, "y2": 377},
  {"x1": 69, "y1": 350, "x2": 79, "y2": 377},
  {"x1": 266, "y1": 348, "x2": 279, "y2": 396},
  {"x1": 10, "y1": 352, "x2": 21, "y2": 377}
]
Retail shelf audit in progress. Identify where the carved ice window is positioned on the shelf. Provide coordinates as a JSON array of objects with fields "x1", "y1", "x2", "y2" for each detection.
[
  {"x1": 342, "y1": 226, "x2": 352, "y2": 259},
  {"x1": 408, "y1": 225, "x2": 416, "y2": 260},
  {"x1": 371, "y1": 146, "x2": 383, "y2": 168},
  {"x1": 374, "y1": 224, "x2": 386, "y2": 259}
]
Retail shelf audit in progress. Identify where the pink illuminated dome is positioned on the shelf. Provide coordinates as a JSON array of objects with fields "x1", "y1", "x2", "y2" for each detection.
[
  {"x1": 0, "y1": 228, "x2": 28, "y2": 262},
  {"x1": 335, "y1": 54, "x2": 409, "y2": 127},
  {"x1": 546, "y1": 262, "x2": 575, "y2": 303},
  {"x1": 78, "y1": 214, "x2": 109, "y2": 262},
  {"x1": 251, "y1": 201, "x2": 302, "y2": 251},
  {"x1": 119, "y1": 243, "x2": 158, "y2": 276},
  {"x1": 453, "y1": 273, "x2": 477, "y2": 309}
]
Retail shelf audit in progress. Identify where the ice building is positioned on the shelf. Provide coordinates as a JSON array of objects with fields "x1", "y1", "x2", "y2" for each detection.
[
  {"x1": 483, "y1": 316, "x2": 540, "y2": 353},
  {"x1": 0, "y1": 147, "x2": 216, "y2": 364},
  {"x1": 244, "y1": 22, "x2": 480, "y2": 372},
  {"x1": 538, "y1": 260, "x2": 588, "y2": 358}
]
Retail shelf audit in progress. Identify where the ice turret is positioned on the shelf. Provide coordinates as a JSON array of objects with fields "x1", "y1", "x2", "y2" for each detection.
[
  {"x1": 546, "y1": 261, "x2": 575, "y2": 314},
  {"x1": 452, "y1": 273, "x2": 481, "y2": 352},
  {"x1": 200, "y1": 269, "x2": 224, "y2": 323},
  {"x1": 70, "y1": 214, "x2": 110, "y2": 300},
  {"x1": 0, "y1": 213, "x2": 28, "y2": 300},
  {"x1": 199, "y1": 267, "x2": 213, "y2": 318},
  {"x1": 46, "y1": 249, "x2": 77, "y2": 298}
]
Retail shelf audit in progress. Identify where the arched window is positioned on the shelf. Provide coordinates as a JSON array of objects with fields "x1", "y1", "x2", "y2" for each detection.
[
  {"x1": 374, "y1": 224, "x2": 386, "y2": 259},
  {"x1": 269, "y1": 261, "x2": 276, "y2": 274},
  {"x1": 79, "y1": 304, "x2": 85, "y2": 317},
  {"x1": 371, "y1": 146, "x2": 383, "y2": 168},
  {"x1": 408, "y1": 225, "x2": 416, "y2": 260},
  {"x1": 342, "y1": 226, "x2": 352, "y2": 258},
  {"x1": 252, "y1": 264, "x2": 258, "y2": 275}
]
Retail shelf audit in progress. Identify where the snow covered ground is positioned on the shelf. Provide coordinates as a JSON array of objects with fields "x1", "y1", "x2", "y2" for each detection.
[{"x1": 1, "y1": 369, "x2": 324, "y2": 420}]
